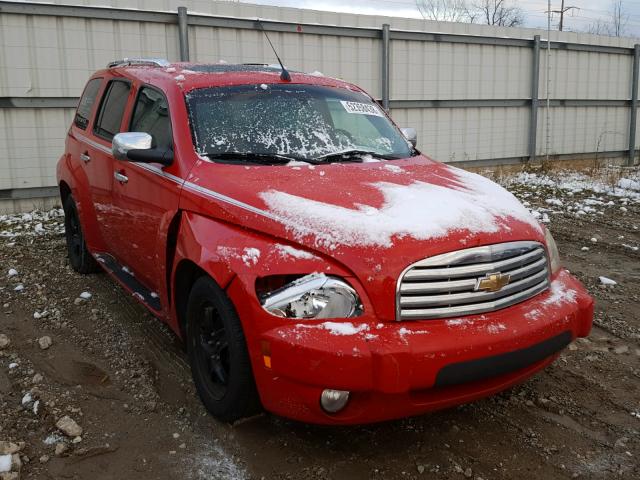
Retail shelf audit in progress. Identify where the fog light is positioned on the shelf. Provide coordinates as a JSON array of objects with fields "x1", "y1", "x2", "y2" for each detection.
[{"x1": 320, "y1": 389, "x2": 350, "y2": 413}]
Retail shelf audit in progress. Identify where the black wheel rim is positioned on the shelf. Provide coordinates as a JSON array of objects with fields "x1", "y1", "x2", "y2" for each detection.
[
  {"x1": 195, "y1": 303, "x2": 230, "y2": 400},
  {"x1": 66, "y1": 205, "x2": 83, "y2": 260}
]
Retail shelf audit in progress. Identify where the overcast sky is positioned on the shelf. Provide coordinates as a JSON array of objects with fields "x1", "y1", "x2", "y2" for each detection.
[{"x1": 239, "y1": 0, "x2": 640, "y2": 37}]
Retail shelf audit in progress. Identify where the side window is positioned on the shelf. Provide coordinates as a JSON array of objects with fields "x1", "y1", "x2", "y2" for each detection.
[
  {"x1": 93, "y1": 80, "x2": 131, "y2": 141},
  {"x1": 130, "y1": 87, "x2": 173, "y2": 150},
  {"x1": 74, "y1": 78, "x2": 102, "y2": 130}
]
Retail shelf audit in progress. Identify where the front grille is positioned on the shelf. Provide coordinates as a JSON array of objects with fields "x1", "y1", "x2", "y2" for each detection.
[{"x1": 396, "y1": 241, "x2": 550, "y2": 320}]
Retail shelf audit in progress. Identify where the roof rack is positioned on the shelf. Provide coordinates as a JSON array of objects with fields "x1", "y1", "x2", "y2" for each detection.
[{"x1": 107, "y1": 58, "x2": 170, "y2": 69}]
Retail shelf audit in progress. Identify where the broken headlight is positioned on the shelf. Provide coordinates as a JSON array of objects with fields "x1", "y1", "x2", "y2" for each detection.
[{"x1": 259, "y1": 274, "x2": 362, "y2": 319}]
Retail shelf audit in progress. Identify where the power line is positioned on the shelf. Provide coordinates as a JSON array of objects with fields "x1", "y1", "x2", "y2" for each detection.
[{"x1": 545, "y1": 0, "x2": 579, "y2": 31}]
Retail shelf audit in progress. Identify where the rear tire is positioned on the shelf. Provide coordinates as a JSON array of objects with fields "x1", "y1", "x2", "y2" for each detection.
[
  {"x1": 63, "y1": 195, "x2": 99, "y2": 274},
  {"x1": 186, "y1": 276, "x2": 261, "y2": 422}
]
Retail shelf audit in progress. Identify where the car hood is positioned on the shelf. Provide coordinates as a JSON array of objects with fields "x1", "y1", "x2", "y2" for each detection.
[{"x1": 184, "y1": 154, "x2": 545, "y2": 320}]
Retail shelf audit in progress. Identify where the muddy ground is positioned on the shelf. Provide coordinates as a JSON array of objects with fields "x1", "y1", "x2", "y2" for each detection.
[{"x1": 1, "y1": 167, "x2": 639, "y2": 480}]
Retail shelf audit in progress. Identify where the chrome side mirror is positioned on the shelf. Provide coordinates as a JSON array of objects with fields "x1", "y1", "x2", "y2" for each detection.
[
  {"x1": 112, "y1": 132, "x2": 153, "y2": 161},
  {"x1": 400, "y1": 127, "x2": 417, "y2": 148}
]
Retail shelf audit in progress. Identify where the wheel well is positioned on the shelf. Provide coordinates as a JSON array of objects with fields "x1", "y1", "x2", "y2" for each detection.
[
  {"x1": 174, "y1": 260, "x2": 209, "y2": 339},
  {"x1": 59, "y1": 181, "x2": 72, "y2": 204}
]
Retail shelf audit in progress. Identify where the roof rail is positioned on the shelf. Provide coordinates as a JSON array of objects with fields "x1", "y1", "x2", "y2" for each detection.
[{"x1": 107, "y1": 58, "x2": 170, "y2": 68}]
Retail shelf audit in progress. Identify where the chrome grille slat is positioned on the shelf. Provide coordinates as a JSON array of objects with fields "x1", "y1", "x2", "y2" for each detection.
[
  {"x1": 397, "y1": 241, "x2": 550, "y2": 320},
  {"x1": 400, "y1": 277, "x2": 478, "y2": 294},
  {"x1": 400, "y1": 268, "x2": 548, "y2": 307},
  {"x1": 400, "y1": 281, "x2": 549, "y2": 320},
  {"x1": 402, "y1": 247, "x2": 545, "y2": 281},
  {"x1": 503, "y1": 256, "x2": 547, "y2": 282},
  {"x1": 399, "y1": 256, "x2": 548, "y2": 295}
]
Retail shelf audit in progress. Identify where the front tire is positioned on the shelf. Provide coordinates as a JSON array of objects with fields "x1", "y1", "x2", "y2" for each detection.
[
  {"x1": 186, "y1": 276, "x2": 260, "y2": 422},
  {"x1": 63, "y1": 195, "x2": 99, "y2": 274}
]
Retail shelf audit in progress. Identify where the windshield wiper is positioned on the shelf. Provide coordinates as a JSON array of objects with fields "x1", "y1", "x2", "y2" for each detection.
[
  {"x1": 202, "y1": 152, "x2": 321, "y2": 165},
  {"x1": 315, "y1": 149, "x2": 399, "y2": 163}
]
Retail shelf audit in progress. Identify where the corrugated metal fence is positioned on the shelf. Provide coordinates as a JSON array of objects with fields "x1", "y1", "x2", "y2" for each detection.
[{"x1": 1, "y1": 0, "x2": 639, "y2": 212}]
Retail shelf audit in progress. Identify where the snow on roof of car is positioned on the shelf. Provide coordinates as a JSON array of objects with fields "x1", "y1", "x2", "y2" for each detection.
[{"x1": 185, "y1": 64, "x2": 302, "y2": 74}]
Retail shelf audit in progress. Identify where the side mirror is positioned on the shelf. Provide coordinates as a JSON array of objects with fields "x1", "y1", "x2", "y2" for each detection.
[
  {"x1": 112, "y1": 132, "x2": 173, "y2": 166},
  {"x1": 400, "y1": 127, "x2": 417, "y2": 148}
]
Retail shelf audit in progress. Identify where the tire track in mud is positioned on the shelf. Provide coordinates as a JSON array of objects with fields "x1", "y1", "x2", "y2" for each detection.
[{"x1": 90, "y1": 271, "x2": 251, "y2": 479}]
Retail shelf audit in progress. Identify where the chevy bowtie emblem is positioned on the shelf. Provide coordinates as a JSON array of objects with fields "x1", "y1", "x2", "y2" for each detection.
[{"x1": 476, "y1": 272, "x2": 511, "y2": 293}]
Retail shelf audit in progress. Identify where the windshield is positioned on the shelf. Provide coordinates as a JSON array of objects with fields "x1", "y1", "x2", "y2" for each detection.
[{"x1": 185, "y1": 84, "x2": 415, "y2": 163}]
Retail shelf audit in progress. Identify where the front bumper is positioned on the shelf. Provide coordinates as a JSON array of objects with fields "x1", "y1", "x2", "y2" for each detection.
[{"x1": 238, "y1": 270, "x2": 593, "y2": 424}]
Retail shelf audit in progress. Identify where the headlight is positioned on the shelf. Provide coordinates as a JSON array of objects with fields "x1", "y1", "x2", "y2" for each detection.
[
  {"x1": 260, "y1": 274, "x2": 362, "y2": 319},
  {"x1": 544, "y1": 228, "x2": 561, "y2": 274}
]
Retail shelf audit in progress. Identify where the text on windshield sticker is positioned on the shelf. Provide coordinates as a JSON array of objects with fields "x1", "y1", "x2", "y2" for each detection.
[{"x1": 340, "y1": 101, "x2": 384, "y2": 117}]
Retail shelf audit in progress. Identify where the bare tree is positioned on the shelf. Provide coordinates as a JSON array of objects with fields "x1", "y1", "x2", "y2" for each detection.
[
  {"x1": 587, "y1": 19, "x2": 612, "y2": 36},
  {"x1": 586, "y1": 0, "x2": 629, "y2": 37},
  {"x1": 470, "y1": 0, "x2": 525, "y2": 27},
  {"x1": 416, "y1": 0, "x2": 470, "y2": 22},
  {"x1": 610, "y1": 0, "x2": 629, "y2": 37}
]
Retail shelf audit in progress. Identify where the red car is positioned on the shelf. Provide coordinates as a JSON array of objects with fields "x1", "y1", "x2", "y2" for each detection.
[{"x1": 57, "y1": 59, "x2": 593, "y2": 425}]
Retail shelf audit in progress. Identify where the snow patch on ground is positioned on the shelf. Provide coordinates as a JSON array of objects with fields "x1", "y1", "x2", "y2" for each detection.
[
  {"x1": 0, "y1": 455, "x2": 11, "y2": 473},
  {"x1": 0, "y1": 208, "x2": 64, "y2": 238},
  {"x1": 43, "y1": 433, "x2": 65, "y2": 445},
  {"x1": 189, "y1": 449, "x2": 247, "y2": 480},
  {"x1": 500, "y1": 170, "x2": 640, "y2": 224},
  {"x1": 507, "y1": 171, "x2": 640, "y2": 201},
  {"x1": 260, "y1": 168, "x2": 540, "y2": 249}
]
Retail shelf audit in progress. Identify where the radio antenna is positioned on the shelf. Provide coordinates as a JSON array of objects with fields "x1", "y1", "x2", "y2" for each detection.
[{"x1": 256, "y1": 20, "x2": 291, "y2": 82}]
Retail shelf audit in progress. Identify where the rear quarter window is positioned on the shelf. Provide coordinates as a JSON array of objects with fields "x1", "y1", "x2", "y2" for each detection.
[
  {"x1": 74, "y1": 78, "x2": 102, "y2": 130},
  {"x1": 93, "y1": 80, "x2": 131, "y2": 141}
]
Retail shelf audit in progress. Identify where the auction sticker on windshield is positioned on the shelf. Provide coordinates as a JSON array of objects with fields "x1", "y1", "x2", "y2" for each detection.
[{"x1": 340, "y1": 101, "x2": 384, "y2": 117}]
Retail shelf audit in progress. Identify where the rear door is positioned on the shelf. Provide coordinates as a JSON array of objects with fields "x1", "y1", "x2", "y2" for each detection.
[
  {"x1": 110, "y1": 84, "x2": 180, "y2": 295},
  {"x1": 67, "y1": 77, "x2": 106, "y2": 251}
]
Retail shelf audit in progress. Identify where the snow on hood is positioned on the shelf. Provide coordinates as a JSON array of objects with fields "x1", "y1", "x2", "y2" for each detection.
[{"x1": 259, "y1": 166, "x2": 541, "y2": 249}]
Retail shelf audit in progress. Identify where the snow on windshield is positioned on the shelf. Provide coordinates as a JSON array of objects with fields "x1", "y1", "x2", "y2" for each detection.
[
  {"x1": 185, "y1": 84, "x2": 413, "y2": 161},
  {"x1": 259, "y1": 167, "x2": 541, "y2": 249}
]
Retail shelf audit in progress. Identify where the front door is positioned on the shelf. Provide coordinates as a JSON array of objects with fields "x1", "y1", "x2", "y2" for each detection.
[{"x1": 110, "y1": 85, "x2": 181, "y2": 295}]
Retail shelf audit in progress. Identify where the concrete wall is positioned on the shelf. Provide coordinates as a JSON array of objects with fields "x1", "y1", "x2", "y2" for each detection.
[{"x1": 0, "y1": 0, "x2": 638, "y2": 212}]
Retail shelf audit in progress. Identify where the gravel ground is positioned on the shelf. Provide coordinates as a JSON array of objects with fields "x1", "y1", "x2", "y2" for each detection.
[{"x1": 0, "y1": 167, "x2": 639, "y2": 480}]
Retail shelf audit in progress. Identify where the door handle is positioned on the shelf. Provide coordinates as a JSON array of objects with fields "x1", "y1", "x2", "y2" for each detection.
[
  {"x1": 80, "y1": 152, "x2": 91, "y2": 163},
  {"x1": 114, "y1": 171, "x2": 128, "y2": 184}
]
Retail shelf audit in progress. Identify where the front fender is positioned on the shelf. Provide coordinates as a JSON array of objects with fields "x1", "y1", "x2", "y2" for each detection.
[{"x1": 170, "y1": 211, "x2": 372, "y2": 333}]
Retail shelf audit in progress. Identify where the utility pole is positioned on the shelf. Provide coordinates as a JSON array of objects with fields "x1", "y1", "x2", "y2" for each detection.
[{"x1": 548, "y1": 0, "x2": 579, "y2": 31}]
